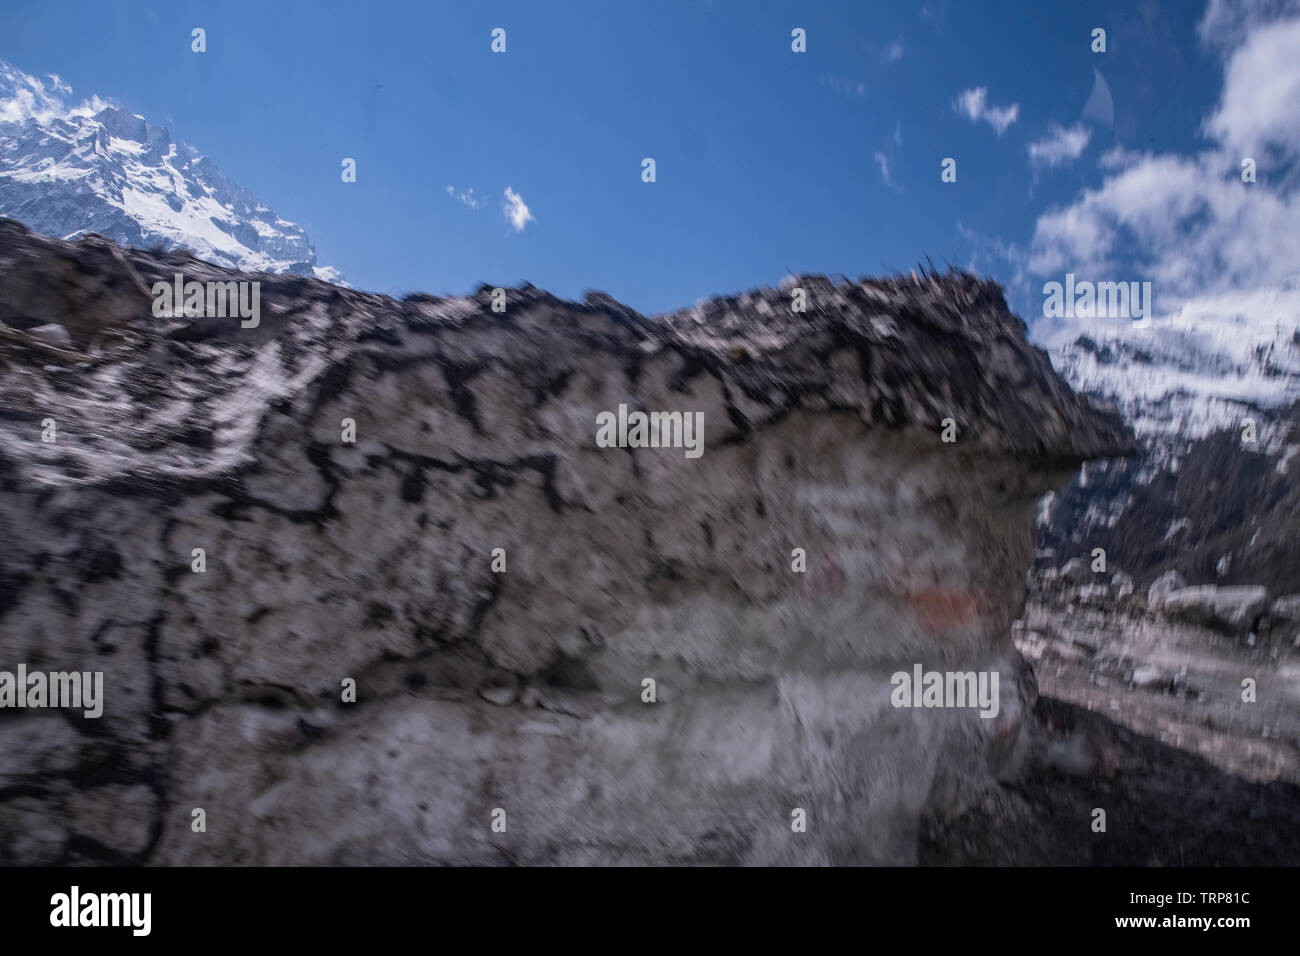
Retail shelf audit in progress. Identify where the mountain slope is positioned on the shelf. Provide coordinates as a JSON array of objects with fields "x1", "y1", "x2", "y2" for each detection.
[
  {"x1": 1035, "y1": 281, "x2": 1300, "y2": 589},
  {"x1": 0, "y1": 61, "x2": 341, "y2": 282},
  {"x1": 1037, "y1": 282, "x2": 1300, "y2": 445}
]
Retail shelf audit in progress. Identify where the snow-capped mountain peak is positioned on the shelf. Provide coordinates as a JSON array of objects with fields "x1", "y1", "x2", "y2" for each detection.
[
  {"x1": 1036, "y1": 280, "x2": 1300, "y2": 442},
  {"x1": 0, "y1": 61, "x2": 341, "y2": 282},
  {"x1": 1033, "y1": 275, "x2": 1300, "y2": 590}
]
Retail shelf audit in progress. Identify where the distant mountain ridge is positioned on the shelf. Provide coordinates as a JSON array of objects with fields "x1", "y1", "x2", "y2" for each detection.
[
  {"x1": 0, "y1": 61, "x2": 341, "y2": 282},
  {"x1": 1033, "y1": 280, "x2": 1300, "y2": 591},
  {"x1": 1037, "y1": 281, "x2": 1300, "y2": 446}
]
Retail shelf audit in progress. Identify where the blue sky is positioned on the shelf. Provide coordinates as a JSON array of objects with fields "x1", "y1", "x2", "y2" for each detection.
[{"x1": 1, "y1": 0, "x2": 1295, "y2": 322}]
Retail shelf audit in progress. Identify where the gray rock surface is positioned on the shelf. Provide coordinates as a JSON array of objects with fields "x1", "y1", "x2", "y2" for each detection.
[
  {"x1": 25, "y1": 323, "x2": 72, "y2": 349},
  {"x1": 1154, "y1": 585, "x2": 1269, "y2": 634},
  {"x1": 1018, "y1": 566, "x2": 1300, "y2": 796},
  {"x1": 1270, "y1": 594, "x2": 1300, "y2": 623},
  {"x1": 1147, "y1": 569, "x2": 1188, "y2": 605},
  {"x1": 1059, "y1": 557, "x2": 1093, "y2": 585},
  {"x1": 0, "y1": 219, "x2": 1131, "y2": 865}
]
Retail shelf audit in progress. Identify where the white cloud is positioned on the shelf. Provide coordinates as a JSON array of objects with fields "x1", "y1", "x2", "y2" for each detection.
[
  {"x1": 1096, "y1": 145, "x2": 1149, "y2": 170},
  {"x1": 957, "y1": 220, "x2": 1024, "y2": 279},
  {"x1": 952, "y1": 87, "x2": 1019, "y2": 136},
  {"x1": 873, "y1": 151, "x2": 898, "y2": 191},
  {"x1": 0, "y1": 62, "x2": 109, "y2": 125},
  {"x1": 873, "y1": 123, "x2": 903, "y2": 192},
  {"x1": 502, "y1": 186, "x2": 534, "y2": 232},
  {"x1": 885, "y1": 40, "x2": 905, "y2": 63},
  {"x1": 1027, "y1": 124, "x2": 1091, "y2": 168},
  {"x1": 445, "y1": 184, "x2": 487, "y2": 210},
  {"x1": 1023, "y1": 6, "x2": 1300, "y2": 317},
  {"x1": 920, "y1": 1, "x2": 947, "y2": 33},
  {"x1": 0, "y1": 62, "x2": 71, "y2": 124},
  {"x1": 1198, "y1": 0, "x2": 1300, "y2": 50},
  {"x1": 447, "y1": 183, "x2": 530, "y2": 228},
  {"x1": 1204, "y1": 16, "x2": 1300, "y2": 163},
  {"x1": 822, "y1": 75, "x2": 867, "y2": 98}
]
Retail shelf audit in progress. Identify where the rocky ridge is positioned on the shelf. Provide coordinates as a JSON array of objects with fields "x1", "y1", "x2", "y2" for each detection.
[{"x1": 0, "y1": 219, "x2": 1134, "y2": 865}]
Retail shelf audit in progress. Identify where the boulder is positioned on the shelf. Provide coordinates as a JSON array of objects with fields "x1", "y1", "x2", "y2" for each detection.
[
  {"x1": 1059, "y1": 557, "x2": 1093, "y2": 585},
  {"x1": 25, "y1": 323, "x2": 73, "y2": 349},
  {"x1": 0, "y1": 221, "x2": 1132, "y2": 865},
  {"x1": 1269, "y1": 594, "x2": 1300, "y2": 624},
  {"x1": 1073, "y1": 583, "x2": 1111, "y2": 608},
  {"x1": 1147, "y1": 569, "x2": 1188, "y2": 605},
  {"x1": 1156, "y1": 585, "x2": 1269, "y2": 634}
]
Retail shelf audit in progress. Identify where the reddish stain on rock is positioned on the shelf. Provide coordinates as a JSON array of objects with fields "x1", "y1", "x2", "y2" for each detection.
[{"x1": 907, "y1": 587, "x2": 979, "y2": 632}]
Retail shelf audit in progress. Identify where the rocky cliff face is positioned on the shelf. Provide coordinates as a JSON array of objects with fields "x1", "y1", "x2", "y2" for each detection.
[{"x1": 0, "y1": 219, "x2": 1130, "y2": 865}]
